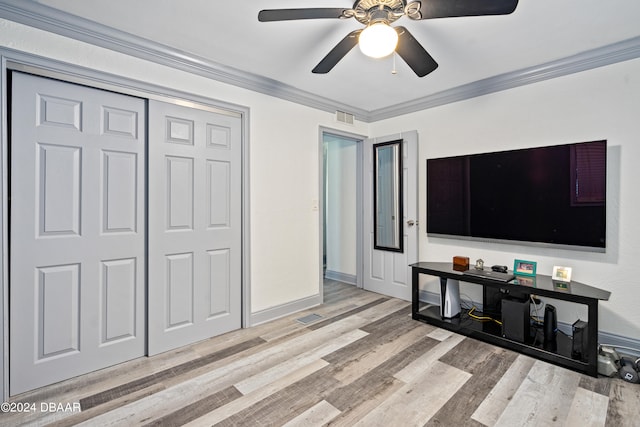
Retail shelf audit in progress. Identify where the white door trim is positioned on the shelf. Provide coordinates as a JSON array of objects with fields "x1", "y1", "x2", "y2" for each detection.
[{"x1": 0, "y1": 48, "x2": 251, "y2": 401}]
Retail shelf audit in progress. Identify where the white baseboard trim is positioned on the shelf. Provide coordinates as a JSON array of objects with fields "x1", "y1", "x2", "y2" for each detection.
[
  {"x1": 418, "y1": 290, "x2": 640, "y2": 355},
  {"x1": 250, "y1": 293, "x2": 322, "y2": 327},
  {"x1": 324, "y1": 270, "x2": 357, "y2": 285}
]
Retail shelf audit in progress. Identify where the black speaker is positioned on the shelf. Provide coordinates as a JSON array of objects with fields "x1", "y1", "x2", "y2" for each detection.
[
  {"x1": 543, "y1": 304, "x2": 557, "y2": 342},
  {"x1": 501, "y1": 297, "x2": 530, "y2": 343},
  {"x1": 572, "y1": 320, "x2": 588, "y2": 362}
]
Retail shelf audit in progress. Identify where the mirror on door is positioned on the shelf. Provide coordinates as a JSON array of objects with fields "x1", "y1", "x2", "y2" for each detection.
[{"x1": 373, "y1": 139, "x2": 403, "y2": 252}]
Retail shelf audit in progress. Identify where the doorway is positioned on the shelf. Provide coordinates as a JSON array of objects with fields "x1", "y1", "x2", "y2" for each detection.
[{"x1": 320, "y1": 129, "x2": 364, "y2": 291}]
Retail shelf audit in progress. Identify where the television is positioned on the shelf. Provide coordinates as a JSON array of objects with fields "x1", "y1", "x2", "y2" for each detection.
[{"x1": 426, "y1": 140, "x2": 607, "y2": 251}]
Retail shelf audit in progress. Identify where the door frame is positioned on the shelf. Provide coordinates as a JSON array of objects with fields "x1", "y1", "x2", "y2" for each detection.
[
  {"x1": 318, "y1": 127, "x2": 366, "y2": 296},
  {"x1": 0, "y1": 48, "x2": 252, "y2": 401}
]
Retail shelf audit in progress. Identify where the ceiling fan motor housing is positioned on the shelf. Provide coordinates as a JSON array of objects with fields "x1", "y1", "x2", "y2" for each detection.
[{"x1": 353, "y1": 0, "x2": 407, "y2": 25}]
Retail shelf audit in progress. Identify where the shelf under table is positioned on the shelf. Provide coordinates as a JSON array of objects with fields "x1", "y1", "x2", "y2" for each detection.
[
  {"x1": 411, "y1": 262, "x2": 610, "y2": 377},
  {"x1": 415, "y1": 305, "x2": 589, "y2": 373}
]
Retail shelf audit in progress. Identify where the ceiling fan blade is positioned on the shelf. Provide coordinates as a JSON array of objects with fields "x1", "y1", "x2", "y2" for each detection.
[
  {"x1": 258, "y1": 8, "x2": 348, "y2": 22},
  {"x1": 312, "y1": 30, "x2": 362, "y2": 74},
  {"x1": 394, "y1": 27, "x2": 438, "y2": 77},
  {"x1": 410, "y1": 0, "x2": 518, "y2": 19}
]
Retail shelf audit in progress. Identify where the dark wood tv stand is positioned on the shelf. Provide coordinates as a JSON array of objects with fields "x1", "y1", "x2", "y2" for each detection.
[{"x1": 411, "y1": 262, "x2": 611, "y2": 377}]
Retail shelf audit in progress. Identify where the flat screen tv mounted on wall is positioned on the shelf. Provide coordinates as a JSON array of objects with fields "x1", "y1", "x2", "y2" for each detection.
[{"x1": 426, "y1": 140, "x2": 607, "y2": 251}]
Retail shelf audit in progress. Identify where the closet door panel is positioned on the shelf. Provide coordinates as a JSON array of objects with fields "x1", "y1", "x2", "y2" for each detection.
[{"x1": 10, "y1": 72, "x2": 146, "y2": 395}]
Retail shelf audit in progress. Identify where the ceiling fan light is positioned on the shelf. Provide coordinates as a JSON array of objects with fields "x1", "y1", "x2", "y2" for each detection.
[{"x1": 358, "y1": 22, "x2": 398, "y2": 58}]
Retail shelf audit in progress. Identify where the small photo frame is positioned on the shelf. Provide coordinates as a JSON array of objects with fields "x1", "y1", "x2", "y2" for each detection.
[
  {"x1": 514, "y1": 259, "x2": 537, "y2": 276},
  {"x1": 552, "y1": 266, "x2": 572, "y2": 282}
]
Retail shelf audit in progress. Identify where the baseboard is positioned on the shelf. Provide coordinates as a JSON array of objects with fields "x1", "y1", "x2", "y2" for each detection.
[
  {"x1": 324, "y1": 270, "x2": 357, "y2": 285},
  {"x1": 597, "y1": 330, "x2": 640, "y2": 357},
  {"x1": 418, "y1": 289, "x2": 442, "y2": 306},
  {"x1": 418, "y1": 290, "x2": 640, "y2": 355},
  {"x1": 250, "y1": 293, "x2": 322, "y2": 327}
]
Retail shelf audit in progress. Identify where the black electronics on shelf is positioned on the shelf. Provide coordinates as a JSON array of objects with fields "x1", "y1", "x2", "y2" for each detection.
[
  {"x1": 502, "y1": 297, "x2": 530, "y2": 343},
  {"x1": 410, "y1": 262, "x2": 611, "y2": 377}
]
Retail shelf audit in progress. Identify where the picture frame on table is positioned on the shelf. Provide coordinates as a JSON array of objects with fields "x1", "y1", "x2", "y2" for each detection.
[
  {"x1": 552, "y1": 266, "x2": 572, "y2": 282},
  {"x1": 513, "y1": 259, "x2": 537, "y2": 276}
]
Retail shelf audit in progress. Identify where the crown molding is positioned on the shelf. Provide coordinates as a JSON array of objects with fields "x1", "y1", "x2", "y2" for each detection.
[
  {"x1": 368, "y1": 36, "x2": 640, "y2": 121},
  {"x1": 2, "y1": 0, "x2": 640, "y2": 123}
]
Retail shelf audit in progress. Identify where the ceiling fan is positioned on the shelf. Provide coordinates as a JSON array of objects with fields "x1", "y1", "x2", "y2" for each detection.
[{"x1": 259, "y1": 0, "x2": 519, "y2": 77}]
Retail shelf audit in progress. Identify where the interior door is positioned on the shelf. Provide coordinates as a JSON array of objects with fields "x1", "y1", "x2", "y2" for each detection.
[
  {"x1": 363, "y1": 131, "x2": 418, "y2": 300},
  {"x1": 148, "y1": 100, "x2": 242, "y2": 355},
  {"x1": 10, "y1": 72, "x2": 146, "y2": 395}
]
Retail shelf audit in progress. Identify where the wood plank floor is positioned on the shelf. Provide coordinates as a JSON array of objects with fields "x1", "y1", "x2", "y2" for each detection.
[{"x1": 4, "y1": 279, "x2": 640, "y2": 426}]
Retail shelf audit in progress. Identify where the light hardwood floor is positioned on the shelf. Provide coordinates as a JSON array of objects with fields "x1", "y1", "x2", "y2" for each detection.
[{"x1": 4, "y1": 280, "x2": 640, "y2": 426}]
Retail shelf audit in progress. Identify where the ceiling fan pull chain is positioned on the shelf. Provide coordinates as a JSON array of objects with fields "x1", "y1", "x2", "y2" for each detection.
[{"x1": 392, "y1": 52, "x2": 398, "y2": 75}]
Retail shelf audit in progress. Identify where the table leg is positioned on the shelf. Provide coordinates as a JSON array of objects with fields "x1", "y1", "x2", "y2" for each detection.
[
  {"x1": 587, "y1": 300, "x2": 599, "y2": 376},
  {"x1": 412, "y1": 267, "x2": 419, "y2": 319}
]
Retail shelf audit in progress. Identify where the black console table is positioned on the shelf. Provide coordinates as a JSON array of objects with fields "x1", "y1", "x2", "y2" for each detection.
[{"x1": 411, "y1": 262, "x2": 611, "y2": 377}]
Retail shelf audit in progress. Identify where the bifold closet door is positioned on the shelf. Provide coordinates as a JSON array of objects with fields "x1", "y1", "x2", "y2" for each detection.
[
  {"x1": 147, "y1": 100, "x2": 242, "y2": 355},
  {"x1": 10, "y1": 72, "x2": 146, "y2": 395}
]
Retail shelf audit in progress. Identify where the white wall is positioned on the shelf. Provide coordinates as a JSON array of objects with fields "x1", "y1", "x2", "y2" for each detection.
[
  {"x1": 0, "y1": 19, "x2": 369, "y2": 316},
  {"x1": 370, "y1": 58, "x2": 640, "y2": 340},
  {"x1": 324, "y1": 136, "x2": 358, "y2": 278}
]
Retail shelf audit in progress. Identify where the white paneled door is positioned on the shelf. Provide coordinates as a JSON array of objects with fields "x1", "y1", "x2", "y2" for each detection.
[
  {"x1": 10, "y1": 72, "x2": 146, "y2": 395},
  {"x1": 363, "y1": 131, "x2": 418, "y2": 300},
  {"x1": 147, "y1": 101, "x2": 242, "y2": 355},
  {"x1": 9, "y1": 73, "x2": 243, "y2": 395}
]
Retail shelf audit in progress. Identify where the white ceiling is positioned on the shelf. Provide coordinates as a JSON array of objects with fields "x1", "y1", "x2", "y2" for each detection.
[{"x1": 5, "y1": 1, "x2": 640, "y2": 119}]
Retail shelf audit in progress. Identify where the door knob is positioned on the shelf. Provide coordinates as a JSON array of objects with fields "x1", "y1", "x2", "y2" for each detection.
[{"x1": 407, "y1": 220, "x2": 416, "y2": 227}]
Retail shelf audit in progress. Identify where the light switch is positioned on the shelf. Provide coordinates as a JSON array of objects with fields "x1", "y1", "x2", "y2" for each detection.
[{"x1": 312, "y1": 199, "x2": 319, "y2": 211}]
